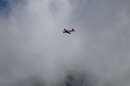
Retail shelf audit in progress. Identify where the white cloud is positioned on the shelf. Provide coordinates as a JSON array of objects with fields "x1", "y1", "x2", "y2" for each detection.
[{"x1": 0, "y1": 0, "x2": 130, "y2": 86}]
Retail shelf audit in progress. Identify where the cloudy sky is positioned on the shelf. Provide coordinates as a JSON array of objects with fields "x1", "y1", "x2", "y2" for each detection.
[{"x1": 0, "y1": 0, "x2": 130, "y2": 86}]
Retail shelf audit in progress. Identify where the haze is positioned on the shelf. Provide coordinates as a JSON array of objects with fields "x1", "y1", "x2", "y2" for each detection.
[{"x1": 0, "y1": 0, "x2": 130, "y2": 86}]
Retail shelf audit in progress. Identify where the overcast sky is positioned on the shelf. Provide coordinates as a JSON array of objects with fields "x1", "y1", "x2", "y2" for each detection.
[{"x1": 0, "y1": 0, "x2": 130, "y2": 86}]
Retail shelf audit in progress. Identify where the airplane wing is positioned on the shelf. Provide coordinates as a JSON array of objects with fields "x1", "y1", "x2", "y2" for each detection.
[{"x1": 64, "y1": 29, "x2": 71, "y2": 34}]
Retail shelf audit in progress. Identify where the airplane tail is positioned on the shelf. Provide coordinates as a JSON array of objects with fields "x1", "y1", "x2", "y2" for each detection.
[{"x1": 72, "y1": 28, "x2": 75, "y2": 32}]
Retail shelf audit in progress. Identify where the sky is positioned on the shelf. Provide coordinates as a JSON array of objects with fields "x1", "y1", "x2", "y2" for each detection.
[{"x1": 0, "y1": 0, "x2": 130, "y2": 86}]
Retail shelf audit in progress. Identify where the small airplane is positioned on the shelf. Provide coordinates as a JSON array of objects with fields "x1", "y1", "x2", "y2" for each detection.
[{"x1": 63, "y1": 28, "x2": 75, "y2": 34}]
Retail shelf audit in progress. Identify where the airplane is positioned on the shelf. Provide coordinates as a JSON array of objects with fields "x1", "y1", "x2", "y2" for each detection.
[{"x1": 63, "y1": 28, "x2": 75, "y2": 34}]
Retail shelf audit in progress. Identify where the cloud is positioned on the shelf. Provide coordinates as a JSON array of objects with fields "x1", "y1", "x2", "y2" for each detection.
[{"x1": 0, "y1": 0, "x2": 130, "y2": 86}]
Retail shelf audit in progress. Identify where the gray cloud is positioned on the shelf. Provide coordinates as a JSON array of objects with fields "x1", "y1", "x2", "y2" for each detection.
[{"x1": 0, "y1": 0, "x2": 130, "y2": 86}]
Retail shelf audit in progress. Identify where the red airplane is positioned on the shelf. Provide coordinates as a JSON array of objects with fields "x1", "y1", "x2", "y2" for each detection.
[{"x1": 63, "y1": 28, "x2": 75, "y2": 34}]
